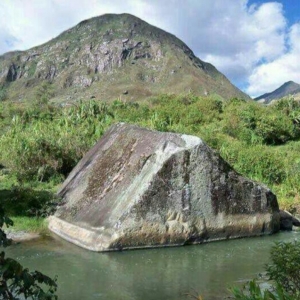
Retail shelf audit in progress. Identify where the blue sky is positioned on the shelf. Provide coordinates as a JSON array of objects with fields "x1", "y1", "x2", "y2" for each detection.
[
  {"x1": 0, "y1": 0, "x2": 299, "y2": 97},
  {"x1": 249, "y1": 0, "x2": 300, "y2": 24}
]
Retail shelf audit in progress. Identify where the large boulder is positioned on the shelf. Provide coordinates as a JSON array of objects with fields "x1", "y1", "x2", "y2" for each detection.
[{"x1": 48, "y1": 123, "x2": 280, "y2": 251}]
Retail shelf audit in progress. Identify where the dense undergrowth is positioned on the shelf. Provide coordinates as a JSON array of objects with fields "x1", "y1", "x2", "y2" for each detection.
[{"x1": 0, "y1": 93, "x2": 300, "y2": 217}]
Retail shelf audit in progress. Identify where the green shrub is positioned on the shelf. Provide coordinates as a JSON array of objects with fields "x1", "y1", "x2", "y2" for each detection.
[
  {"x1": 0, "y1": 86, "x2": 7, "y2": 102},
  {"x1": 0, "y1": 95, "x2": 300, "y2": 210},
  {"x1": 266, "y1": 242, "x2": 300, "y2": 296},
  {"x1": 0, "y1": 207, "x2": 57, "y2": 299},
  {"x1": 0, "y1": 185, "x2": 58, "y2": 217},
  {"x1": 230, "y1": 241, "x2": 300, "y2": 300},
  {"x1": 0, "y1": 100, "x2": 113, "y2": 182},
  {"x1": 230, "y1": 280, "x2": 293, "y2": 300},
  {"x1": 222, "y1": 101, "x2": 296, "y2": 145}
]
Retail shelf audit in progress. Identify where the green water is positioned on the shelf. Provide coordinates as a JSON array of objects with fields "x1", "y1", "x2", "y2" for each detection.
[{"x1": 5, "y1": 231, "x2": 299, "y2": 299}]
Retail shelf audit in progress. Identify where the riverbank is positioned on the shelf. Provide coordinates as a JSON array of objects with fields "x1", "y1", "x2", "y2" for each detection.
[
  {"x1": 7, "y1": 230, "x2": 40, "y2": 242},
  {"x1": 4, "y1": 216, "x2": 48, "y2": 242}
]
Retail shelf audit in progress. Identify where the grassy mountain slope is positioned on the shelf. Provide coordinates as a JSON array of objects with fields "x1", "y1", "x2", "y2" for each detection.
[{"x1": 0, "y1": 13, "x2": 250, "y2": 103}]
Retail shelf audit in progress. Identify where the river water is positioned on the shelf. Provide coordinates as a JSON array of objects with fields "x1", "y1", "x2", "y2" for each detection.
[{"x1": 5, "y1": 231, "x2": 299, "y2": 300}]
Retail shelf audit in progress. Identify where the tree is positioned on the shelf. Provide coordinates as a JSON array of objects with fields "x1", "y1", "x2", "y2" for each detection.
[{"x1": 0, "y1": 206, "x2": 57, "y2": 299}]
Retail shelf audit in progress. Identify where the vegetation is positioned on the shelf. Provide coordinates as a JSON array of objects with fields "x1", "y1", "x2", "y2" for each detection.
[
  {"x1": 1, "y1": 94, "x2": 299, "y2": 214},
  {"x1": 0, "y1": 85, "x2": 7, "y2": 102},
  {"x1": 0, "y1": 91, "x2": 300, "y2": 299},
  {"x1": 0, "y1": 207, "x2": 57, "y2": 299},
  {"x1": 0, "y1": 14, "x2": 249, "y2": 103},
  {"x1": 0, "y1": 99, "x2": 112, "y2": 184},
  {"x1": 230, "y1": 241, "x2": 300, "y2": 300},
  {"x1": 0, "y1": 183, "x2": 59, "y2": 234}
]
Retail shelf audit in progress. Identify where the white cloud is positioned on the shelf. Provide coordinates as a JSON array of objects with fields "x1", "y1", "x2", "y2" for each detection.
[
  {"x1": 200, "y1": 2, "x2": 287, "y2": 89},
  {"x1": 0, "y1": 0, "x2": 124, "y2": 52},
  {"x1": 247, "y1": 22, "x2": 300, "y2": 97},
  {"x1": 0, "y1": 0, "x2": 299, "y2": 96}
]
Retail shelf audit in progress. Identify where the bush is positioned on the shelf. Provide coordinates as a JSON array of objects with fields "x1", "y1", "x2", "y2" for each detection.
[
  {"x1": 230, "y1": 241, "x2": 300, "y2": 300},
  {"x1": 1, "y1": 186, "x2": 58, "y2": 217},
  {"x1": 230, "y1": 280, "x2": 293, "y2": 300},
  {"x1": 266, "y1": 242, "x2": 300, "y2": 296},
  {"x1": 222, "y1": 101, "x2": 296, "y2": 145},
  {"x1": 0, "y1": 100, "x2": 113, "y2": 182},
  {"x1": 0, "y1": 86, "x2": 7, "y2": 102},
  {"x1": 0, "y1": 206, "x2": 57, "y2": 299},
  {"x1": 0, "y1": 95, "x2": 300, "y2": 210}
]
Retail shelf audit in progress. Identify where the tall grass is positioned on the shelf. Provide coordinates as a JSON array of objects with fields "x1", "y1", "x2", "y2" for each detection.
[
  {"x1": 0, "y1": 95, "x2": 300, "y2": 210},
  {"x1": 0, "y1": 100, "x2": 114, "y2": 182}
]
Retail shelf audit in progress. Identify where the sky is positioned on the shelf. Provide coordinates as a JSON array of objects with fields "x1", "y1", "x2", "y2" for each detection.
[{"x1": 0, "y1": 0, "x2": 299, "y2": 97}]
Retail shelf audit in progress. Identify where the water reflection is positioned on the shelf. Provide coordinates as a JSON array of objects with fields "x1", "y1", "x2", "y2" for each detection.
[{"x1": 5, "y1": 231, "x2": 299, "y2": 299}]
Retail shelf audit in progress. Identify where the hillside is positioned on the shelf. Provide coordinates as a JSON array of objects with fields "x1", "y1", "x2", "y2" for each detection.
[
  {"x1": 0, "y1": 13, "x2": 250, "y2": 103},
  {"x1": 255, "y1": 81, "x2": 300, "y2": 103}
]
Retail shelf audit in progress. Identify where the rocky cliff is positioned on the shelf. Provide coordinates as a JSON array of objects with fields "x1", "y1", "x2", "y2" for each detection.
[
  {"x1": 0, "y1": 14, "x2": 250, "y2": 102},
  {"x1": 49, "y1": 123, "x2": 280, "y2": 252}
]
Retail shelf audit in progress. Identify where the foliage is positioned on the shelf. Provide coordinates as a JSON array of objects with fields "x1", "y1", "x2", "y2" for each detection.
[
  {"x1": 0, "y1": 185, "x2": 59, "y2": 218},
  {"x1": 0, "y1": 100, "x2": 113, "y2": 182},
  {"x1": 0, "y1": 207, "x2": 13, "y2": 248},
  {"x1": 230, "y1": 241, "x2": 300, "y2": 300},
  {"x1": 184, "y1": 289, "x2": 203, "y2": 299},
  {"x1": 0, "y1": 94, "x2": 300, "y2": 209},
  {"x1": 34, "y1": 82, "x2": 54, "y2": 106},
  {"x1": 0, "y1": 86, "x2": 7, "y2": 102},
  {"x1": 266, "y1": 242, "x2": 300, "y2": 297},
  {"x1": 0, "y1": 207, "x2": 57, "y2": 299},
  {"x1": 222, "y1": 99, "x2": 297, "y2": 145},
  {"x1": 230, "y1": 280, "x2": 294, "y2": 300},
  {"x1": 0, "y1": 93, "x2": 300, "y2": 298}
]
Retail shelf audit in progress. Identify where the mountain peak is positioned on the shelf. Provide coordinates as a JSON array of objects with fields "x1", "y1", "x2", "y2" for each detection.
[
  {"x1": 0, "y1": 13, "x2": 249, "y2": 102},
  {"x1": 282, "y1": 80, "x2": 298, "y2": 87},
  {"x1": 255, "y1": 81, "x2": 300, "y2": 103}
]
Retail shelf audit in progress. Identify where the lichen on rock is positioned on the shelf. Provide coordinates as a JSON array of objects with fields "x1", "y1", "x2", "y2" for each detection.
[{"x1": 48, "y1": 123, "x2": 280, "y2": 251}]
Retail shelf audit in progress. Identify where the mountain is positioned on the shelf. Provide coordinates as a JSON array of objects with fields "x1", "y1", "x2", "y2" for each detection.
[
  {"x1": 0, "y1": 14, "x2": 250, "y2": 103},
  {"x1": 255, "y1": 81, "x2": 300, "y2": 103}
]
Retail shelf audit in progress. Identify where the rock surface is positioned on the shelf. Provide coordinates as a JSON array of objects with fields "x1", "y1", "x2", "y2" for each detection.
[
  {"x1": 6, "y1": 230, "x2": 40, "y2": 242},
  {"x1": 279, "y1": 210, "x2": 300, "y2": 231},
  {"x1": 0, "y1": 14, "x2": 250, "y2": 102},
  {"x1": 49, "y1": 123, "x2": 280, "y2": 251}
]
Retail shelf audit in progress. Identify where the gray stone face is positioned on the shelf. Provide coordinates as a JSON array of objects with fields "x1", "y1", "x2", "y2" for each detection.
[
  {"x1": 279, "y1": 210, "x2": 300, "y2": 230},
  {"x1": 48, "y1": 123, "x2": 280, "y2": 251}
]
